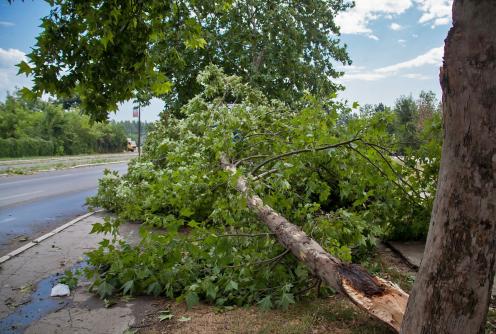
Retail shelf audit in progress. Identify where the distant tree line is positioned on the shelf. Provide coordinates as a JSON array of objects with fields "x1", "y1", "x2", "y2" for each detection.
[
  {"x1": 359, "y1": 90, "x2": 442, "y2": 156},
  {"x1": 0, "y1": 91, "x2": 131, "y2": 158}
]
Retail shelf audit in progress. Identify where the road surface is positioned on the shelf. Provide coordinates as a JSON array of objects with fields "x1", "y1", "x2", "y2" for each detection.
[{"x1": 0, "y1": 163, "x2": 127, "y2": 255}]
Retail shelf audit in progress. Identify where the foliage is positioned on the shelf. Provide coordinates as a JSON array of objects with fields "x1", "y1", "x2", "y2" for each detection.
[
  {"x1": 358, "y1": 92, "x2": 442, "y2": 239},
  {"x1": 0, "y1": 137, "x2": 55, "y2": 158},
  {"x1": 117, "y1": 120, "x2": 152, "y2": 143},
  {"x1": 20, "y1": 0, "x2": 352, "y2": 120},
  {"x1": 0, "y1": 91, "x2": 127, "y2": 157},
  {"x1": 86, "y1": 66, "x2": 440, "y2": 309}
]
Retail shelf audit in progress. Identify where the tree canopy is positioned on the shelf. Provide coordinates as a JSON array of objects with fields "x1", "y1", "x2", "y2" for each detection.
[{"x1": 18, "y1": 0, "x2": 352, "y2": 121}]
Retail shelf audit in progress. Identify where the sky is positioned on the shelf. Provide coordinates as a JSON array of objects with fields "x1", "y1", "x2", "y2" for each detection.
[{"x1": 0, "y1": 0, "x2": 453, "y2": 122}]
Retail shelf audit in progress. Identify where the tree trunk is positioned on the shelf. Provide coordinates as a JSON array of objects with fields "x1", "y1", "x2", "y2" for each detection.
[
  {"x1": 221, "y1": 157, "x2": 409, "y2": 332},
  {"x1": 401, "y1": 1, "x2": 496, "y2": 333}
]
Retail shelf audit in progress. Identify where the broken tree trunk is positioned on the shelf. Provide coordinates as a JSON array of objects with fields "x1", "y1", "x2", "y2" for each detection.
[{"x1": 221, "y1": 157, "x2": 409, "y2": 332}]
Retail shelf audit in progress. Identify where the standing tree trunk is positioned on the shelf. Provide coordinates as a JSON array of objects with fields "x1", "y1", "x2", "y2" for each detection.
[{"x1": 401, "y1": 1, "x2": 496, "y2": 333}]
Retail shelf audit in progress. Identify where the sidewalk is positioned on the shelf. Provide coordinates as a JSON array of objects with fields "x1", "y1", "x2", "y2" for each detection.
[
  {"x1": 0, "y1": 212, "x2": 161, "y2": 334},
  {"x1": 387, "y1": 241, "x2": 496, "y2": 297}
]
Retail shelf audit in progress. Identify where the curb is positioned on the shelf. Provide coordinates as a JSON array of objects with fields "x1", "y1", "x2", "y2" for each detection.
[
  {"x1": 68, "y1": 160, "x2": 128, "y2": 169},
  {"x1": 0, "y1": 210, "x2": 103, "y2": 264},
  {"x1": 383, "y1": 241, "x2": 420, "y2": 270}
]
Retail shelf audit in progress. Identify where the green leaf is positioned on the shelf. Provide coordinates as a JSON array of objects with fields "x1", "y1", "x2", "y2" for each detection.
[
  {"x1": 97, "y1": 281, "x2": 114, "y2": 298},
  {"x1": 158, "y1": 310, "x2": 174, "y2": 321},
  {"x1": 178, "y1": 316, "x2": 191, "y2": 322},
  {"x1": 203, "y1": 281, "x2": 218, "y2": 300},
  {"x1": 100, "y1": 31, "x2": 114, "y2": 49},
  {"x1": 278, "y1": 292, "x2": 295, "y2": 310},
  {"x1": 19, "y1": 87, "x2": 36, "y2": 101},
  {"x1": 17, "y1": 61, "x2": 32, "y2": 75},
  {"x1": 185, "y1": 291, "x2": 199, "y2": 309},
  {"x1": 146, "y1": 281, "x2": 162, "y2": 296},
  {"x1": 180, "y1": 207, "x2": 194, "y2": 218},
  {"x1": 151, "y1": 80, "x2": 173, "y2": 95},
  {"x1": 122, "y1": 280, "x2": 134, "y2": 295},
  {"x1": 224, "y1": 280, "x2": 238, "y2": 292},
  {"x1": 258, "y1": 295, "x2": 273, "y2": 311},
  {"x1": 184, "y1": 36, "x2": 207, "y2": 49}
]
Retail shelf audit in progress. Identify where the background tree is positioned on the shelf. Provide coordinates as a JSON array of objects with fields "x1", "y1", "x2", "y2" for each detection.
[
  {"x1": 18, "y1": 0, "x2": 352, "y2": 120},
  {"x1": 393, "y1": 95, "x2": 419, "y2": 154},
  {"x1": 0, "y1": 91, "x2": 129, "y2": 157},
  {"x1": 401, "y1": 1, "x2": 496, "y2": 332}
]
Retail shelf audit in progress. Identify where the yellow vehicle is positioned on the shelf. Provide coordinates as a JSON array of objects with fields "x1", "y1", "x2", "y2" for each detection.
[{"x1": 127, "y1": 138, "x2": 137, "y2": 152}]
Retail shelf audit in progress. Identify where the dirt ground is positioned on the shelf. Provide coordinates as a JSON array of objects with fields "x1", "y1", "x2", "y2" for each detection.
[{"x1": 123, "y1": 244, "x2": 417, "y2": 334}]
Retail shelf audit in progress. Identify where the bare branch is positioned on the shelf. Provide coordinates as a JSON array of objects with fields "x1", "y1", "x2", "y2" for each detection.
[
  {"x1": 234, "y1": 154, "x2": 270, "y2": 167},
  {"x1": 251, "y1": 138, "x2": 361, "y2": 175},
  {"x1": 359, "y1": 140, "x2": 422, "y2": 198},
  {"x1": 253, "y1": 168, "x2": 278, "y2": 181},
  {"x1": 347, "y1": 145, "x2": 417, "y2": 202}
]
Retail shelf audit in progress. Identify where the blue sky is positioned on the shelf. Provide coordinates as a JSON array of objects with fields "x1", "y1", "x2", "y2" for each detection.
[{"x1": 0, "y1": 0, "x2": 452, "y2": 121}]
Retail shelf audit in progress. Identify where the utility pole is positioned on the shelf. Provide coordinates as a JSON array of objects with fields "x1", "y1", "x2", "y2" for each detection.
[{"x1": 138, "y1": 102, "x2": 141, "y2": 159}]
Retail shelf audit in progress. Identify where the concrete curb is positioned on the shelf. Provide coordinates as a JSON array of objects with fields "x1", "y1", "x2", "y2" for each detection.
[
  {"x1": 0, "y1": 210, "x2": 103, "y2": 264},
  {"x1": 383, "y1": 241, "x2": 420, "y2": 270},
  {"x1": 68, "y1": 160, "x2": 128, "y2": 169}
]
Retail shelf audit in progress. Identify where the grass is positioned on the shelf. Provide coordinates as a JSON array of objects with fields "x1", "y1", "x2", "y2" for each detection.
[
  {"x1": 487, "y1": 301, "x2": 496, "y2": 333},
  {"x1": 0, "y1": 152, "x2": 135, "y2": 162},
  {"x1": 138, "y1": 296, "x2": 393, "y2": 334},
  {"x1": 0, "y1": 153, "x2": 136, "y2": 175}
]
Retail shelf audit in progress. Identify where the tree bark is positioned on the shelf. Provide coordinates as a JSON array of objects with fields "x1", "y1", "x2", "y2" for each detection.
[
  {"x1": 401, "y1": 1, "x2": 496, "y2": 333},
  {"x1": 221, "y1": 157, "x2": 409, "y2": 332}
]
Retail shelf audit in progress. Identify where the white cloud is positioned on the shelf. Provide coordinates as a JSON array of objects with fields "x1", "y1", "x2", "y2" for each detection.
[
  {"x1": 368, "y1": 34, "x2": 380, "y2": 41},
  {"x1": 398, "y1": 39, "x2": 407, "y2": 46},
  {"x1": 336, "y1": 0, "x2": 452, "y2": 38},
  {"x1": 0, "y1": 48, "x2": 31, "y2": 100},
  {"x1": 0, "y1": 21, "x2": 14, "y2": 27},
  {"x1": 0, "y1": 48, "x2": 26, "y2": 65},
  {"x1": 415, "y1": 0, "x2": 452, "y2": 27},
  {"x1": 390, "y1": 22, "x2": 403, "y2": 31},
  {"x1": 341, "y1": 46, "x2": 443, "y2": 81},
  {"x1": 375, "y1": 46, "x2": 443, "y2": 73},
  {"x1": 336, "y1": 0, "x2": 412, "y2": 38}
]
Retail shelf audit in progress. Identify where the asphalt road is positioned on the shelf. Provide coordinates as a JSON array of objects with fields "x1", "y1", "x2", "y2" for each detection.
[{"x1": 0, "y1": 163, "x2": 128, "y2": 255}]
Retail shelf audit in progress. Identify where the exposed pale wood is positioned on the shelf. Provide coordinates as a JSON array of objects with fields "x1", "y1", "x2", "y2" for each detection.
[{"x1": 221, "y1": 157, "x2": 408, "y2": 332}]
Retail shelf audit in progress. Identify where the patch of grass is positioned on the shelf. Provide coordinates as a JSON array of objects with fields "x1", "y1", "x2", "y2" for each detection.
[
  {"x1": 141, "y1": 296, "x2": 393, "y2": 334},
  {"x1": 487, "y1": 304, "x2": 496, "y2": 333},
  {"x1": 2, "y1": 168, "x2": 29, "y2": 175},
  {"x1": 1, "y1": 157, "x2": 132, "y2": 175},
  {"x1": 360, "y1": 252, "x2": 416, "y2": 292}
]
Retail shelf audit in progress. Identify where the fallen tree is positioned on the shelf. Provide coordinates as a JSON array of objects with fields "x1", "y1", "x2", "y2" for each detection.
[
  {"x1": 222, "y1": 155, "x2": 408, "y2": 332},
  {"x1": 86, "y1": 66, "x2": 439, "y2": 331}
]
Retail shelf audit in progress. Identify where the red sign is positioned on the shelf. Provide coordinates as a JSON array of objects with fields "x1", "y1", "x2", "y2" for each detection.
[{"x1": 133, "y1": 106, "x2": 139, "y2": 118}]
